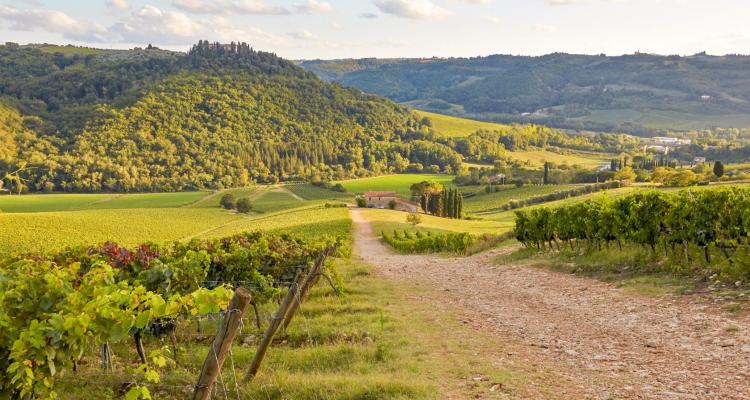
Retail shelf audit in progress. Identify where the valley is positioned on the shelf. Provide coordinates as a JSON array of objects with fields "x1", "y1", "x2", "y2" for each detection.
[{"x1": 3, "y1": 27, "x2": 750, "y2": 399}]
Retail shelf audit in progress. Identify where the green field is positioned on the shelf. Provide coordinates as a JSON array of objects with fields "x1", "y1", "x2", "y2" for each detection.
[
  {"x1": 337, "y1": 174, "x2": 454, "y2": 197},
  {"x1": 285, "y1": 183, "x2": 353, "y2": 201},
  {"x1": 198, "y1": 205, "x2": 352, "y2": 245},
  {"x1": 504, "y1": 149, "x2": 611, "y2": 168},
  {"x1": 0, "y1": 208, "x2": 241, "y2": 254},
  {"x1": 417, "y1": 110, "x2": 612, "y2": 168},
  {"x1": 0, "y1": 192, "x2": 208, "y2": 213},
  {"x1": 416, "y1": 110, "x2": 505, "y2": 137},
  {"x1": 0, "y1": 187, "x2": 348, "y2": 254},
  {"x1": 360, "y1": 208, "x2": 513, "y2": 236},
  {"x1": 463, "y1": 184, "x2": 577, "y2": 213}
]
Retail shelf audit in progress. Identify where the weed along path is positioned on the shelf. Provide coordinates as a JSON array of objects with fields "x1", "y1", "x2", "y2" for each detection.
[{"x1": 350, "y1": 209, "x2": 750, "y2": 399}]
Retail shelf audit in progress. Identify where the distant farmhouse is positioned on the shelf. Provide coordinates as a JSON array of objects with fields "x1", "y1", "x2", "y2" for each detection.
[
  {"x1": 642, "y1": 136, "x2": 691, "y2": 155},
  {"x1": 363, "y1": 191, "x2": 420, "y2": 212}
]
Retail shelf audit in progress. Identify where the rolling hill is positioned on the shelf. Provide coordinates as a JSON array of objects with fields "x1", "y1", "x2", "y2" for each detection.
[
  {"x1": 300, "y1": 53, "x2": 750, "y2": 134},
  {"x1": 0, "y1": 41, "x2": 464, "y2": 192}
]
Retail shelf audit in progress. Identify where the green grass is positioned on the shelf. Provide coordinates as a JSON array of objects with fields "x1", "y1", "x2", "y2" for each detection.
[
  {"x1": 0, "y1": 192, "x2": 209, "y2": 213},
  {"x1": 57, "y1": 260, "x2": 535, "y2": 399},
  {"x1": 252, "y1": 188, "x2": 305, "y2": 213},
  {"x1": 336, "y1": 174, "x2": 454, "y2": 197},
  {"x1": 581, "y1": 108, "x2": 750, "y2": 131},
  {"x1": 187, "y1": 187, "x2": 259, "y2": 208},
  {"x1": 463, "y1": 184, "x2": 577, "y2": 214},
  {"x1": 36, "y1": 44, "x2": 106, "y2": 56},
  {"x1": 198, "y1": 206, "x2": 353, "y2": 245},
  {"x1": 504, "y1": 149, "x2": 611, "y2": 168},
  {"x1": 416, "y1": 110, "x2": 505, "y2": 137},
  {"x1": 359, "y1": 208, "x2": 512, "y2": 236},
  {"x1": 416, "y1": 110, "x2": 612, "y2": 167},
  {"x1": 0, "y1": 208, "x2": 241, "y2": 254},
  {"x1": 285, "y1": 184, "x2": 353, "y2": 201},
  {"x1": 498, "y1": 245, "x2": 697, "y2": 297}
]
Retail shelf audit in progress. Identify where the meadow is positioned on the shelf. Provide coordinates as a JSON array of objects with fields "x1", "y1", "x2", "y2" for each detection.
[
  {"x1": 416, "y1": 110, "x2": 613, "y2": 168},
  {"x1": 415, "y1": 110, "x2": 505, "y2": 137},
  {"x1": 0, "y1": 185, "x2": 349, "y2": 254},
  {"x1": 360, "y1": 208, "x2": 513, "y2": 236},
  {"x1": 462, "y1": 184, "x2": 577, "y2": 214},
  {"x1": 504, "y1": 149, "x2": 611, "y2": 168},
  {"x1": 0, "y1": 191, "x2": 208, "y2": 213},
  {"x1": 336, "y1": 174, "x2": 454, "y2": 197}
]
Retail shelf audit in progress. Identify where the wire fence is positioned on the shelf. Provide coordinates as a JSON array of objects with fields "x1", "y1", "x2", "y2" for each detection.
[{"x1": 79, "y1": 274, "x2": 331, "y2": 400}]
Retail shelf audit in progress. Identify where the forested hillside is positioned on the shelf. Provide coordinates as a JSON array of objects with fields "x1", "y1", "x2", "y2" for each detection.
[
  {"x1": 0, "y1": 42, "x2": 466, "y2": 192},
  {"x1": 301, "y1": 53, "x2": 750, "y2": 134}
]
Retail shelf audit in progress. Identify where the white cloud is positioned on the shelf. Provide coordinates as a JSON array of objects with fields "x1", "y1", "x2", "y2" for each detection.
[
  {"x1": 0, "y1": 5, "x2": 109, "y2": 42},
  {"x1": 288, "y1": 30, "x2": 317, "y2": 40},
  {"x1": 534, "y1": 23, "x2": 558, "y2": 33},
  {"x1": 172, "y1": 0, "x2": 290, "y2": 15},
  {"x1": 485, "y1": 15, "x2": 501, "y2": 24},
  {"x1": 359, "y1": 12, "x2": 379, "y2": 19},
  {"x1": 373, "y1": 0, "x2": 449, "y2": 19},
  {"x1": 295, "y1": 0, "x2": 333, "y2": 14},
  {"x1": 106, "y1": 0, "x2": 129, "y2": 11}
]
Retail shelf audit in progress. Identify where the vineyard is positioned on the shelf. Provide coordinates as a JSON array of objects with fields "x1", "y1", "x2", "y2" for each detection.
[
  {"x1": 513, "y1": 186, "x2": 750, "y2": 282},
  {"x1": 381, "y1": 230, "x2": 507, "y2": 255},
  {"x1": 0, "y1": 232, "x2": 341, "y2": 399}
]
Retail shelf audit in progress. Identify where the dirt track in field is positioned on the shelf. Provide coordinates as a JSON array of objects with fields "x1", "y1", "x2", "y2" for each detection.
[{"x1": 350, "y1": 209, "x2": 750, "y2": 399}]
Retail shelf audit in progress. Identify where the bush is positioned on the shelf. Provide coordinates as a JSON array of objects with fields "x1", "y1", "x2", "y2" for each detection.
[
  {"x1": 388, "y1": 199, "x2": 397, "y2": 209},
  {"x1": 406, "y1": 212, "x2": 422, "y2": 226},
  {"x1": 514, "y1": 180, "x2": 524, "y2": 188},
  {"x1": 235, "y1": 198, "x2": 253, "y2": 213},
  {"x1": 356, "y1": 197, "x2": 367, "y2": 207},
  {"x1": 220, "y1": 193, "x2": 236, "y2": 210},
  {"x1": 381, "y1": 230, "x2": 505, "y2": 255},
  {"x1": 331, "y1": 183, "x2": 346, "y2": 192}
]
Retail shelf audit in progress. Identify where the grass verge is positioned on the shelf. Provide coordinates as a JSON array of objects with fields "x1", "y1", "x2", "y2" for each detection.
[{"x1": 497, "y1": 245, "x2": 699, "y2": 297}]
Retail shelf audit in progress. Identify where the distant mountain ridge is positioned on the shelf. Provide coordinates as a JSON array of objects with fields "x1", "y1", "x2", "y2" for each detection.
[{"x1": 299, "y1": 53, "x2": 750, "y2": 134}]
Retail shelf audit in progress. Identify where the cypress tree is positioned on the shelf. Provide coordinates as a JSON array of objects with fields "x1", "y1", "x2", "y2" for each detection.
[
  {"x1": 456, "y1": 194, "x2": 463, "y2": 219},
  {"x1": 543, "y1": 162, "x2": 550, "y2": 185}
]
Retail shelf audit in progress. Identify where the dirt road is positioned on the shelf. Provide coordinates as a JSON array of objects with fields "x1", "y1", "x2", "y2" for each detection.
[{"x1": 350, "y1": 209, "x2": 750, "y2": 399}]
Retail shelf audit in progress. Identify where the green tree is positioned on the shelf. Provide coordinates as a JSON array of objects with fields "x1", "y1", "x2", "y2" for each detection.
[
  {"x1": 543, "y1": 162, "x2": 550, "y2": 185},
  {"x1": 219, "y1": 193, "x2": 236, "y2": 210},
  {"x1": 714, "y1": 161, "x2": 725, "y2": 178},
  {"x1": 235, "y1": 198, "x2": 253, "y2": 213}
]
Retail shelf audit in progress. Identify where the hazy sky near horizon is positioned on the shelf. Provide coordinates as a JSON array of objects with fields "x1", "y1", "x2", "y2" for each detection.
[{"x1": 1, "y1": 0, "x2": 750, "y2": 59}]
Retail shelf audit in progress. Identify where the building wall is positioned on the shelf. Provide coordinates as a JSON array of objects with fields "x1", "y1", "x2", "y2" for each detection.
[{"x1": 365, "y1": 196, "x2": 419, "y2": 212}]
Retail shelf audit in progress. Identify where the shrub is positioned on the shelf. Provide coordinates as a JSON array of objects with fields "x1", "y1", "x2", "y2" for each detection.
[
  {"x1": 381, "y1": 230, "x2": 504, "y2": 255},
  {"x1": 406, "y1": 212, "x2": 422, "y2": 226},
  {"x1": 219, "y1": 193, "x2": 236, "y2": 210},
  {"x1": 514, "y1": 180, "x2": 524, "y2": 188},
  {"x1": 331, "y1": 183, "x2": 346, "y2": 192},
  {"x1": 388, "y1": 199, "x2": 397, "y2": 209},
  {"x1": 356, "y1": 197, "x2": 367, "y2": 207},
  {"x1": 235, "y1": 198, "x2": 253, "y2": 213}
]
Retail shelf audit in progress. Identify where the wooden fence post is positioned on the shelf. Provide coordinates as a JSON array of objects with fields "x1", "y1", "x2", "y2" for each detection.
[
  {"x1": 280, "y1": 246, "x2": 335, "y2": 331},
  {"x1": 192, "y1": 288, "x2": 252, "y2": 400},
  {"x1": 245, "y1": 269, "x2": 305, "y2": 380}
]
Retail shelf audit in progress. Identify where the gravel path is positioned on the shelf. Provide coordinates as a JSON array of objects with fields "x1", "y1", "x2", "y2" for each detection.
[{"x1": 351, "y1": 209, "x2": 750, "y2": 399}]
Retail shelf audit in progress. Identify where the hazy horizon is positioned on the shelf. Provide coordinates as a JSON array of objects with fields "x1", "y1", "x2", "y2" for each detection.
[{"x1": 2, "y1": 0, "x2": 750, "y2": 59}]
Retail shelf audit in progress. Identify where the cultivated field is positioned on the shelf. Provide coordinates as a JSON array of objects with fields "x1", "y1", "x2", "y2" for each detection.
[{"x1": 336, "y1": 174, "x2": 454, "y2": 196}]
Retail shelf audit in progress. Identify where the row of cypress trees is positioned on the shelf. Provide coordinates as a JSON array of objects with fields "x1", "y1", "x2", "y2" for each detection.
[{"x1": 420, "y1": 188, "x2": 463, "y2": 219}]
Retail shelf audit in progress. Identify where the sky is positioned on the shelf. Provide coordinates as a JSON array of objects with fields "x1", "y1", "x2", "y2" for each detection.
[{"x1": 2, "y1": 0, "x2": 750, "y2": 59}]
